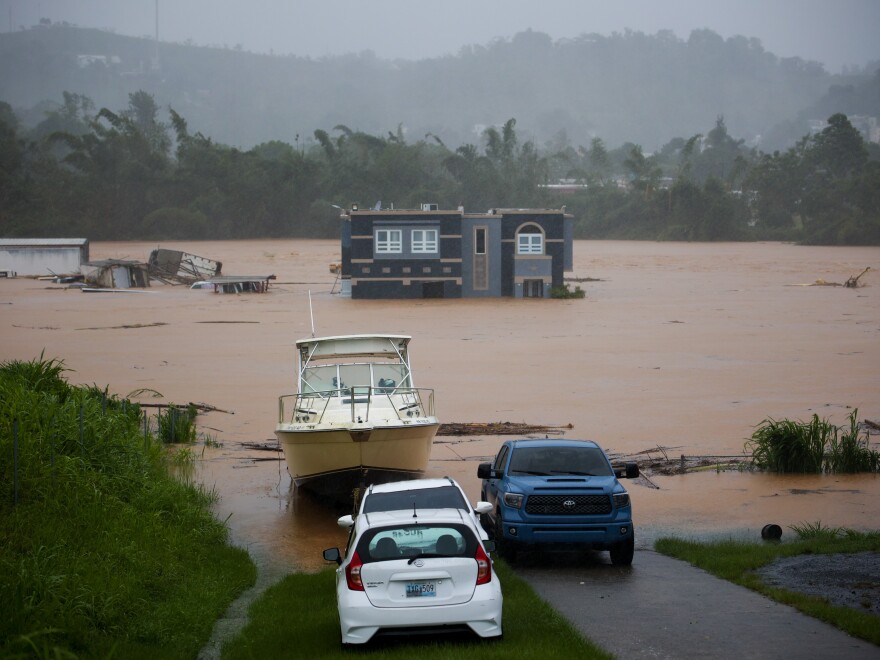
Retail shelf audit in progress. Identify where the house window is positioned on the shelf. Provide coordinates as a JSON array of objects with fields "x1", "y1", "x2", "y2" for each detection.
[
  {"x1": 375, "y1": 229, "x2": 402, "y2": 253},
  {"x1": 411, "y1": 229, "x2": 438, "y2": 253},
  {"x1": 475, "y1": 227, "x2": 486, "y2": 255},
  {"x1": 517, "y1": 233, "x2": 543, "y2": 254}
]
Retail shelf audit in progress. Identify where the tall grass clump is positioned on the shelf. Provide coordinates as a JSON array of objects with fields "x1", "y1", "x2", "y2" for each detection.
[
  {"x1": 157, "y1": 404, "x2": 199, "y2": 444},
  {"x1": 0, "y1": 356, "x2": 256, "y2": 659},
  {"x1": 746, "y1": 409, "x2": 879, "y2": 473}
]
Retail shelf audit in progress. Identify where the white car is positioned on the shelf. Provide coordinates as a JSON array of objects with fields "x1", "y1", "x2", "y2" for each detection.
[
  {"x1": 323, "y1": 508, "x2": 503, "y2": 645},
  {"x1": 338, "y1": 477, "x2": 493, "y2": 539}
]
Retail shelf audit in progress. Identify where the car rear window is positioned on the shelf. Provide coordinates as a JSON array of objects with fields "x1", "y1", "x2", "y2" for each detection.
[
  {"x1": 362, "y1": 485, "x2": 468, "y2": 513},
  {"x1": 357, "y1": 523, "x2": 477, "y2": 562}
]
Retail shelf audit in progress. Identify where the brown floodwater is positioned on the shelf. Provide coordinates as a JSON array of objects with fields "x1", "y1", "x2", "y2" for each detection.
[{"x1": 2, "y1": 239, "x2": 878, "y2": 575}]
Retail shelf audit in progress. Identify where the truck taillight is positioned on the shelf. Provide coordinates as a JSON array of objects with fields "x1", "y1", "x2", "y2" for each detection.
[
  {"x1": 346, "y1": 551, "x2": 364, "y2": 591},
  {"x1": 475, "y1": 544, "x2": 492, "y2": 585}
]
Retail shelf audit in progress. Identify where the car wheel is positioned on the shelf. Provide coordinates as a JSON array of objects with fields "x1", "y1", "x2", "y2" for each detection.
[
  {"x1": 493, "y1": 513, "x2": 517, "y2": 562},
  {"x1": 609, "y1": 536, "x2": 634, "y2": 566}
]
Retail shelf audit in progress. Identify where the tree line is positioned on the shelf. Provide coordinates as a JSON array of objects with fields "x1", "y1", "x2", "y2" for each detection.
[{"x1": 1, "y1": 91, "x2": 878, "y2": 245}]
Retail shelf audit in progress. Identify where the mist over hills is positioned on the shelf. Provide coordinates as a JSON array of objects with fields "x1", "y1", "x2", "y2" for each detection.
[{"x1": 1, "y1": 24, "x2": 878, "y2": 152}]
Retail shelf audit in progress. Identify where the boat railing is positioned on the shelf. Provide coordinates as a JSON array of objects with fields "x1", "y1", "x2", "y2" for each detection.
[{"x1": 279, "y1": 387, "x2": 435, "y2": 424}]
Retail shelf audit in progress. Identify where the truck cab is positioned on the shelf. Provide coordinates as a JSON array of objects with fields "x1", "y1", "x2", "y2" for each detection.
[{"x1": 477, "y1": 439, "x2": 639, "y2": 565}]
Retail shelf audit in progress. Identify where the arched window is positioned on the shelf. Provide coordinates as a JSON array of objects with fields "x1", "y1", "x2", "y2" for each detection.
[{"x1": 516, "y1": 224, "x2": 544, "y2": 254}]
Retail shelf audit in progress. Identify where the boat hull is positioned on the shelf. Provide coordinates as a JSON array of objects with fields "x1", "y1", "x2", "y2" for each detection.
[{"x1": 275, "y1": 420, "x2": 439, "y2": 501}]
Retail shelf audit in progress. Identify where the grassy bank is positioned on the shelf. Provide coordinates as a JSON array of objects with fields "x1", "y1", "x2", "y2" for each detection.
[
  {"x1": 0, "y1": 357, "x2": 256, "y2": 659},
  {"x1": 656, "y1": 526, "x2": 880, "y2": 645},
  {"x1": 221, "y1": 560, "x2": 610, "y2": 659}
]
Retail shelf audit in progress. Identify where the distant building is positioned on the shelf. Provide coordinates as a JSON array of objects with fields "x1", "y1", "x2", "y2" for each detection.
[
  {"x1": 340, "y1": 205, "x2": 573, "y2": 299},
  {"x1": 0, "y1": 238, "x2": 89, "y2": 276}
]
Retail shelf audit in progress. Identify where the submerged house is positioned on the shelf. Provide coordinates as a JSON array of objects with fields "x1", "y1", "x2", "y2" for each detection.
[
  {"x1": 0, "y1": 238, "x2": 89, "y2": 276},
  {"x1": 340, "y1": 205, "x2": 573, "y2": 299},
  {"x1": 81, "y1": 259, "x2": 150, "y2": 288}
]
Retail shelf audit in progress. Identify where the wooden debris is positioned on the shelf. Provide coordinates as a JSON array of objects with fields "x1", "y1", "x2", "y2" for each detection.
[
  {"x1": 189, "y1": 401, "x2": 234, "y2": 414},
  {"x1": 845, "y1": 266, "x2": 871, "y2": 288},
  {"x1": 241, "y1": 441, "x2": 281, "y2": 452},
  {"x1": 437, "y1": 421, "x2": 573, "y2": 436}
]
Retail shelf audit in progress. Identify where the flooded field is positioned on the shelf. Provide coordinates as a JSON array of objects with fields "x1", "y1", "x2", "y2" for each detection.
[{"x1": 2, "y1": 239, "x2": 878, "y2": 575}]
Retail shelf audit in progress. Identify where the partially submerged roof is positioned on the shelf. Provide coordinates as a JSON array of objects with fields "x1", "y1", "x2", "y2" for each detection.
[{"x1": 0, "y1": 238, "x2": 89, "y2": 247}]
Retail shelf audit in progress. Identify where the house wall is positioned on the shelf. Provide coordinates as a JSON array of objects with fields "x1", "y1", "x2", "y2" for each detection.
[
  {"x1": 349, "y1": 212, "x2": 463, "y2": 299},
  {"x1": 0, "y1": 242, "x2": 89, "y2": 276},
  {"x1": 499, "y1": 212, "x2": 566, "y2": 297},
  {"x1": 461, "y1": 216, "x2": 502, "y2": 297}
]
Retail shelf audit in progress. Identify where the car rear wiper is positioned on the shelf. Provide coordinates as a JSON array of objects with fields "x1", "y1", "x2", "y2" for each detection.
[{"x1": 407, "y1": 552, "x2": 441, "y2": 564}]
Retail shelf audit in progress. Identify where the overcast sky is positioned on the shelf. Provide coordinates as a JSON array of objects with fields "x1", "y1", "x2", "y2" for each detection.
[{"x1": 3, "y1": 0, "x2": 879, "y2": 73}]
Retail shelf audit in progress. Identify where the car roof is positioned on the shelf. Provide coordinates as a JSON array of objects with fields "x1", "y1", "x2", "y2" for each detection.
[
  {"x1": 366, "y1": 477, "x2": 460, "y2": 494},
  {"x1": 508, "y1": 438, "x2": 601, "y2": 450},
  {"x1": 359, "y1": 508, "x2": 469, "y2": 529}
]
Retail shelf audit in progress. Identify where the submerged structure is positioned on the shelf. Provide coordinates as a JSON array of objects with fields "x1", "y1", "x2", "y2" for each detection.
[{"x1": 340, "y1": 205, "x2": 573, "y2": 298}]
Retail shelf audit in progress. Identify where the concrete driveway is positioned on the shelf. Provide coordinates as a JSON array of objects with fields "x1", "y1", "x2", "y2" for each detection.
[{"x1": 517, "y1": 550, "x2": 878, "y2": 659}]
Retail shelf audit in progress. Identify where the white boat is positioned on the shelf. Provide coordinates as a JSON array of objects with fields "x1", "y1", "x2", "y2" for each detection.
[{"x1": 275, "y1": 334, "x2": 439, "y2": 500}]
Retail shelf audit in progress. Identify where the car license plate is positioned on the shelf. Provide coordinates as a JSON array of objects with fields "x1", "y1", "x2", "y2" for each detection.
[{"x1": 405, "y1": 582, "x2": 436, "y2": 598}]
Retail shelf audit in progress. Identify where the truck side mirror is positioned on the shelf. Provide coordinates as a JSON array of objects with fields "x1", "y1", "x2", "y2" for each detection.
[
  {"x1": 323, "y1": 547, "x2": 342, "y2": 565},
  {"x1": 477, "y1": 462, "x2": 495, "y2": 479}
]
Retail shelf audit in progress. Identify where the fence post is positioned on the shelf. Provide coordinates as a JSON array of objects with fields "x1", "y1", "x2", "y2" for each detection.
[
  {"x1": 143, "y1": 411, "x2": 149, "y2": 450},
  {"x1": 51, "y1": 415, "x2": 56, "y2": 491},
  {"x1": 13, "y1": 420, "x2": 19, "y2": 506},
  {"x1": 79, "y1": 405, "x2": 84, "y2": 468}
]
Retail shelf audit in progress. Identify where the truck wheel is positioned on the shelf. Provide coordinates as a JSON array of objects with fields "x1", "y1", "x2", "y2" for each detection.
[
  {"x1": 609, "y1": 537, "x2": 634, "y2": 566},
  {"x1": 493, "y1": 514, "x2": 517, "y2": 562}
]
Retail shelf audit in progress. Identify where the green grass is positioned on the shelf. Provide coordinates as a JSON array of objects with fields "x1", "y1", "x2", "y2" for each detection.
[
  {"x1": 655, "y1": 527, "x2": 880, "y2": 646},
  {"x1": 221, "y1": 560, "x2": 611, "y2": 659},
  {"x1": 0, "y1": 356, "x2": 257, "y2": 659}
]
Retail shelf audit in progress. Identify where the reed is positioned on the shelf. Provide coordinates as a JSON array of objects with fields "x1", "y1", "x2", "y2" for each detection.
[
  {"x1": 156, "y1": 404, "x2": 199, "y2": 444},
  {"x1": 746, "y1": 410, "x2": 878, "y2": 473}
]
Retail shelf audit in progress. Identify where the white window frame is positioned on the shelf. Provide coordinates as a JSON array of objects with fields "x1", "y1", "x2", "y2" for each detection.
[
  {"x1": 375, "y1": 229, "x2": 402, "y2": 253},
  {"x1": 517, "y1": 233, "x2": 543, "y2": 254},
  {"x1": 411, "y1": 229, "x2": 438, "y2": 253}
]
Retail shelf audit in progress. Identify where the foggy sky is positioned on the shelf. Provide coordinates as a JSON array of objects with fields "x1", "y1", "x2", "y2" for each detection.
[{"x1": 3, "y1": 0, "x2": 879, "y2": 73}]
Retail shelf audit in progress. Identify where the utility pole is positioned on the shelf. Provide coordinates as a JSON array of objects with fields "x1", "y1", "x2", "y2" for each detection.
[{"x1": 152, "y1": 0, "x2": 160, "y2": 71}]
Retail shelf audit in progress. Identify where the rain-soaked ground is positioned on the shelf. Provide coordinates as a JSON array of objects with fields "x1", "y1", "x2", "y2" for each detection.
[{"x1": 2, "y1": 238, "x2": 879, "y2": 579}]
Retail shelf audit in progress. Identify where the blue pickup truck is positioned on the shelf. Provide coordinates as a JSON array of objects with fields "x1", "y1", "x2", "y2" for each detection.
[{"x1": 477, "y1": 439, "x2": 639, "y2": 564}]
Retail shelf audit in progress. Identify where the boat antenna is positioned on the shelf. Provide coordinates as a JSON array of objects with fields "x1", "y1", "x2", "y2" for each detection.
[{"x1": 308, "y1": 289, "x2": 315, "y2": 337}]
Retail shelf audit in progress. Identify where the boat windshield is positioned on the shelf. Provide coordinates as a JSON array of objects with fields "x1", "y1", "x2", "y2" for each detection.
[
  {"x1": 300, "y1": 362, "x2": 411, "y2": 395},
  {"x1": 508, "y1": 446, "x2": 613, "y2": 477}
]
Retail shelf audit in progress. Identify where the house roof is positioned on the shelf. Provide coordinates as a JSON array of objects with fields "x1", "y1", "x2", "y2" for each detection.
[{"x1": 0, "y1": 238, "x2": 89, "y2": 247}]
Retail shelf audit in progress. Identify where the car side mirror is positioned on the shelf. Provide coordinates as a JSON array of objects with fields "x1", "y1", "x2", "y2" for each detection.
[
  {"x1": 337, "y1": 514, "x2": 354, "y2": 528},
  {"x1": 483, "y1": 540, "x2": 496, "y2": 553},
  {"x1": 323, "y1": 547, "x2": 342, "y2": 565},
  {"x1": 474, "y1": 501, "x2": 492, "y2": 515},
  {"x1": 477, "y1": 462, "x2": 495, "y2": 479}
]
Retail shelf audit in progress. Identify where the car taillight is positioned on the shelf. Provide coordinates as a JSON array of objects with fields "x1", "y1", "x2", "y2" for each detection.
[
  {"x1": 475, "y1": 544, "x2": 492, "y2": 585},
  {"x1": 346, "y1": 551, "x2": 364, "y2": 591}
]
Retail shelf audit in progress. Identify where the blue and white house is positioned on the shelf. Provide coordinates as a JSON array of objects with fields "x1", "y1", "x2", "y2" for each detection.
[{"x1": 340, "y1": 205, "x2": 573, "y2": 299}]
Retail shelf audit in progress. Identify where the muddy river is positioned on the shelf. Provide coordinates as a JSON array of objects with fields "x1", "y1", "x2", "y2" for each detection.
[{"x1": 2, "y1": 239, "x2": 878, "y2": 576}]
